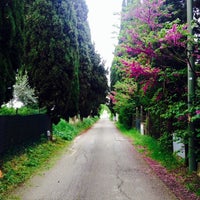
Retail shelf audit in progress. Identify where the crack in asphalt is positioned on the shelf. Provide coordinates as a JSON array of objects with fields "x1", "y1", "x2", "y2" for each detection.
[
  {"x1": 117, "y1": 175, "x2": 132, "y2": 200},
  {"x1": 116, "y1": 160, "x2": 132, "y2": 200},
  {"x1": 12, "y1": 119, "x2": 178, "y2": 200}
]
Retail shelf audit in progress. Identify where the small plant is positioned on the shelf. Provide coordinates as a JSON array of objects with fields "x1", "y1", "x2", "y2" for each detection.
[
  {"x1": 13, "y1": 71, "x2": 38, "y2": 107},
  {"x1": 0, "y1": 106, "x2": 16, "y2": 115},
  {"x1": 53, "y1": 119, "x2": 77, "y2": 140},
  {"x1": 53, "y1": 117, "x2": 98, "y2": 141},
  {"x1": 0, "y1": 105, "x2": 46, "y2": 116}
]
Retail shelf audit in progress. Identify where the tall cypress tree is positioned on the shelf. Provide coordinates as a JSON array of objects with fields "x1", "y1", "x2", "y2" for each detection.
[
  {"x1": 74, "y1": 0, "x2": 108, "y2": 118},
  {"x1": 0, "y1": 0, "x2": 24, "y2": 105},
  {"x1": 74, "y1": 0, "x2": 93, "y2": 118},
  {"x1": 89, "y1": 45, "x2": 108, "y2": 116},
  {"x1": 56, "y1": 0, "x2": 80, "y2": 117},
  {"x1": 24, "y1": 0, "x2": 79, "y2": 123},
  {"x1": 24, "y1": 0, "x2": 108, "y2": 121}
]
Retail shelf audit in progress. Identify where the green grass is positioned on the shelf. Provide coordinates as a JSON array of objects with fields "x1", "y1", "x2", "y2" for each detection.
[
  {"x1": 116, "y1": 122, "x2": 183, "y2": 170},
  {"x1": 117, "y1": 123, "x2": 200, "y2": 198},
  {"x1": 0, "y1": 117, "x2": 98, "y2": 200},
  {"x1": 0, "y1": 137, "x2": 69, "y2": 200},
  {"x1": 53, "y1": 117, "x2": 98, "y2": 141},
  {"x1": 0, "y1": 105, "x2": 46, "y2": 115}
]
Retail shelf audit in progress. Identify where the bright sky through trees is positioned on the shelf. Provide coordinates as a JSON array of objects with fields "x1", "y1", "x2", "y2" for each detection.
[{"x1": 85, "y1": 0, "x2": 122, "y2": 69}]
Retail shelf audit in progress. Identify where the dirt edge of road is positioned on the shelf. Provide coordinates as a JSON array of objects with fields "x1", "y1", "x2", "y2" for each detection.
[{"x1": 129, "y1": 142, "x2": 200, "y2": 200}]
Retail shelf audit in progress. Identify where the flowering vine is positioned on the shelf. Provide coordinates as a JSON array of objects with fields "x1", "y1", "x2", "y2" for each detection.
[
  {"x1": 110, "y1": 0, "x2": 200, "y2": 139},
  {"x1": 121, "y1": 60, "x2": 160, "y2": 93}
]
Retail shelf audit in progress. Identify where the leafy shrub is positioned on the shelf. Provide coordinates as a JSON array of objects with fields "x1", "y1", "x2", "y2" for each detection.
[
  {"x1": 76, "y1": 117, "x2": 98, "y2": 131},
  {"x1": 118, "y1": 106, "x2": 133, "y2": 129},
  {"x1": 53, "y1": 117, "x2": 98, "y2": 141},
  {"x1": 53, "y1": 119, "x2": 78, "y2": 140},
  {"x1": 0, "y1": 106, "x2": 16, "y2": 115},
  {"x1": 0, "y1": 106, "x2": 46, "y2": 116},
  {"x1": 158, "y1": 132, "x2": 173, "y2": 152}
]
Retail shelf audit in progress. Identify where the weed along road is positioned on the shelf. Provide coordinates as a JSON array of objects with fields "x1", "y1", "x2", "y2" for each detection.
[{"x1": 14, "y1": 119, "x2": 177, "y2": 200}]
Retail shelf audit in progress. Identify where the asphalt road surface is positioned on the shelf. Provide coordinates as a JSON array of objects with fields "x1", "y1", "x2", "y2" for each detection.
[{"x1": 14, "y1": 118, "x2": 178, "y2": 200}]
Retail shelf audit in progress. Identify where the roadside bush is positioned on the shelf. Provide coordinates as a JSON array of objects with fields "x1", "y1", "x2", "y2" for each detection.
[
  {"x1": 0, "y1": 106, "x2": 16, "y2": 115},
  {"x1": 53, "y1": 117, "x2": 98, "y2": 141},
  {"x1": 76, "y1": 117, "x2": 98, "y2": 131},
  {"x1": 0, "y1": 106, "x2": 46, "y2": 116},
  {"x1": 53, "y1": 119, "x2": 78, "y2": 140},
  {"x1": 118, "y1": 106, "x2": 133, "y2": 129}
]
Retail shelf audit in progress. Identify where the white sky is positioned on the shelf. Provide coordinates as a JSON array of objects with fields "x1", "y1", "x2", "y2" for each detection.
[{"x1": 85, "y1": 0, "x2": 122, "y2": 69}]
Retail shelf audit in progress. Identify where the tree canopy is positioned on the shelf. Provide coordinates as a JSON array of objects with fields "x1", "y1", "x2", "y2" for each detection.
[
  {"x1": 0, "y1": 0, "x2": 108, "y2": 123},
  {"x1": 0, "y1": 0, "x2": 24, "y2": 105},
  {"x1": 110, "y1": 0, "x2": 200, "y2": 165}
]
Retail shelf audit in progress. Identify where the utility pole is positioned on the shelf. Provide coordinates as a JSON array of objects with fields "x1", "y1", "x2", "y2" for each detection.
[{"x1": 187, "y1": 0, "x2": 197, "y2": 172}]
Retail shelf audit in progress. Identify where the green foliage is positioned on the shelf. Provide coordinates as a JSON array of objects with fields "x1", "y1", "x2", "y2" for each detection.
[
  {"x1": 13, "y1": 71, "x2": 38, "y2": 107},
  {"x1": 158, "y1": 132, "x2": 173, "y2": 152},
  {"x1": 24, "y1": 0, "x2": 79, "y2": 123},
  {"x1": 118, "y1": 106, "x2": 133, "y2": 129},
  {"x1": 79, "y1": 42, "x2": 108, "y2": 118},
  {"x1": 109, "y1": 0, "x2": 200, "y2": 168},
  {"x1": 0, "y1": 0, "x2": 24, "y2": 106},
  {"x1": 0, "y1": 106, "x2": 16, "y2": 115},
  {"x1": 75, "y1": 0, "x2": 93, "y2": 118},
  {"x1": 53, "y1": 117, "x2": 98, "y2": 141},
  {"x1": 112, "y1": 79, "x2": 137, "y2": 129},
  {"x1": 22, "y1": 0, "x2": 108, "y2": 123},
  {"x1": 0, "y1": 106, "x2": 46, "y2": 116},
  {"x1": 53, "y1": 119, "x2": 77, "y2": 140},
  {"x1": 0, "y1": 0, "x2": 108, "y2": 123},
  {"x1": 99, "y1": 104, "x2": 111, "y2": 116},
  {"x1": 89, "y1": 56, "x2": 108, "y2": 116}
]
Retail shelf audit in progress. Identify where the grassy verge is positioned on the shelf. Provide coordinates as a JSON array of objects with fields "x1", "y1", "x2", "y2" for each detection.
[
  {"x1": 116, "y1": 122, "x2": 200, "y2": 197},
  {"x1": 116, "y1": 122, "x2": 182, "y2": 169},
  {"x1": 0, "y1": 117, "x2": 98, "y2": 200},
  {"x1": 53, "y1": 117, "x2": 98, "y2": 140}
]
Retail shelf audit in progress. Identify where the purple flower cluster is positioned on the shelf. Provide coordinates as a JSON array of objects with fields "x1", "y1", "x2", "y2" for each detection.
[{"x1": 121, "y1": 60, "x2": 160, "y2": 93}]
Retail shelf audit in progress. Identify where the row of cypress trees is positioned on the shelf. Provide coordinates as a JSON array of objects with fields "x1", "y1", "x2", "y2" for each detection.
[{"x1": 0, "y1": 0, "x2": 108, "y2": 123}]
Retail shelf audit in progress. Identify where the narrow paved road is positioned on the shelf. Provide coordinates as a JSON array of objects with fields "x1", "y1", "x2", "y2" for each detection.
[{"x1": 14, "y1": 119, "x2": 178, "y2": 200}]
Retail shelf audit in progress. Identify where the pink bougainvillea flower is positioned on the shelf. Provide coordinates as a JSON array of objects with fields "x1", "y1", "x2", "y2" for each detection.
[
  {"x1": 196, "y1": 110, "x2": 200, "y2": 115},
  {"x1": 121, "y1": 60, "x2": 160, "y2": 93},
  {"x1": 109, "y1": 92, "x2": 117, "y2": 104},
  {"x1": 164, "y1": 24, "x2": 183, "y2": 46}
]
